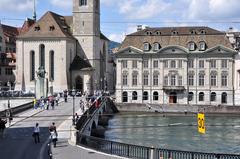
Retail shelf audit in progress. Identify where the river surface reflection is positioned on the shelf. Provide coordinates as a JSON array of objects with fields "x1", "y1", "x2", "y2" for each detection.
[{"x1": 104, "y1": 113, "x2": 240, "y2": 154}]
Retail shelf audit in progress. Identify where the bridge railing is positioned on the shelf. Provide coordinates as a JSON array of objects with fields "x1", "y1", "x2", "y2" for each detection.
[
  {"x1": 76, "y1": 96, "x2": 107, "y2": 133},
  {"x1": 78, "y1": 134, "x2": 240, "y2": 159}
]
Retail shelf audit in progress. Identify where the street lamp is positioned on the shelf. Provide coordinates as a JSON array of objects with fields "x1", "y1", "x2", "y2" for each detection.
[
  {"x1": 7, "y1": 81, "x2": 11, "y2": 109},
  {"x1": 72, "y1": 88, "x2": 76, "y2": 125}
]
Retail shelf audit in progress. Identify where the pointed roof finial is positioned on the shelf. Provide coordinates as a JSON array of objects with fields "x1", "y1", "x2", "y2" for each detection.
[{"x1": 33, "y1": 0, "x2": 37, "y2": 22}]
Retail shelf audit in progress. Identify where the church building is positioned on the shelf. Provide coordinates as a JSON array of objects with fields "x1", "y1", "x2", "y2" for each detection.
[{"x1": 15, "y1": 0, "x2": 110, "y2": 94}]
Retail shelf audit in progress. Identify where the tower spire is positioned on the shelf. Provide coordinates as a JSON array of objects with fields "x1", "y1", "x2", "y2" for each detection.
[{"x1": 33, "y1": 0, "x2": 37, "y2": 21}]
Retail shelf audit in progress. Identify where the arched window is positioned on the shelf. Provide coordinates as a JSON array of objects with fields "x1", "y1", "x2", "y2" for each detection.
[
  {"x1": 49, "y1": 50, "x2": 54, "y2": 81},
  {"x1": 143, "y1": 91, "x2": 148, "y2": 100},
  {"x1": 188, "y1": 92, "x2": 194, "y2": 101},
  {"x1": 210, "y1": 92, "x2": 216, "y2": 102},
  {"x1": 143, "y1": 42, "x2": 150, "y2": 51},
  {"x1": 132, "y1": 91, "x2": 138, "y2": 100},
  {"x1": 199, "y1": 92, "x2": 204, "y2": 101},
  {"x1": 30, "y1": 51, "x2": 35, "y2": 81},
  {"x1": 122, "y1": 92, "x2": 128, "y2": 103},
  {"x1": 188, "y1": 42, "x2": 196, "y2": 51},
  {"x1": 199, "y1": 41, "x2": 206, "y2": 51},
  {"x1": 221, "y1": 92, "x2": 227, "y2": 104},
  {"x1": 153, "y1": 43, "x2": 160, "y2": 51},
  {"x1": 39, "y1": 44, "x2": 45, "y2": 69},
  {"x1": 153, "y1": 92, "x2": 159, "y2": 101},
  {"x1": 80, "y1": 0, "x2": 87, "y2": 6}
]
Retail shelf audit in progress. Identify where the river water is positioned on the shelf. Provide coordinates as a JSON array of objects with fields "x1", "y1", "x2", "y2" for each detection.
[{"x1": 105, "y1": 113, "x2": 240, "y2": 154}]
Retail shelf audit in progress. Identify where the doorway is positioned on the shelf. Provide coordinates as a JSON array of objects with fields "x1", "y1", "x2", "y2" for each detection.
[
  {"x1": 75, "y1": 76, "x2": 83, "y2": 92},
  {"x1": 169, "y1": 92, "x2": 177, "y2": 104}
]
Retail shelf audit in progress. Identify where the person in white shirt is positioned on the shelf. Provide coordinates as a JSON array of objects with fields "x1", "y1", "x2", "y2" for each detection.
[{"x1": 33, "y1": 123, "x2": 40, "y2": 143}]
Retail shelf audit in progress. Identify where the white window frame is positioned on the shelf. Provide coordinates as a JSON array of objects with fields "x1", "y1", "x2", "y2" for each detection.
[
  {"x1": 153, "y1": 60, "x2": 158, "y2": 68},
  {"x1": 221, "y1": 75, "x2": 227, "y2": 86},
  {"x1": 221, "y1": 59, "x2": 228, "y2": 68},
  {"x1": 132, "y1": 74, "x2": 138, "y2": 86},
  {"x1": 122, "y1": 60, "x2": 128, "y2": 68},
  {"x1": 199, "y1": 60, "x2": 204, "y2": 68},
  {"x1": 144, "y1": 43, "x2": 150, "y2": 51},
  {"x1": 153, "y1": 75, "x2": 158, "y2": 86},
  {"x1": 132, "y1": 60, "x2": 137, "y2": 68}
]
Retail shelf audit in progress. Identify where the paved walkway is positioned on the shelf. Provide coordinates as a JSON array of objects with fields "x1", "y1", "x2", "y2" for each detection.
[
  {"x1": 52, "y1": 96, "x2": 126, "y2": 159},
  {"x1": 52, "y1": 139, "x2": 127, "y2": 159}
]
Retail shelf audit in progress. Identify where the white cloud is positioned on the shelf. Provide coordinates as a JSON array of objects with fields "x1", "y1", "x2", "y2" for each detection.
[
  {"x1": 108, "y1": 24, "x2": 147, "y2": 42},
  {"x1": 50, "y1": 0, "x2": 72, "y2": 9},
  {"x1": 0, "y1": 0, "x2": 33, "y2": 12},
  {"x1": 117, "y1": 0, "x2": 170, "y2": 20},
  {"x1": 187, "y1": 0, "x2": 240, "y2": 20}
]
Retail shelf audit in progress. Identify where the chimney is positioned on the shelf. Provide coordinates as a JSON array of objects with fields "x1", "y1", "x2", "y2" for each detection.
[{"x1": 137, "y1": 25, "x2": 142, "y2": 31}]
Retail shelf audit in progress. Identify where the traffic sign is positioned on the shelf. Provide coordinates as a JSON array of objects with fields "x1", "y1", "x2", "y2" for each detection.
[{"x1": 198, "y1": 113, "x2": 206, "y2": 134}]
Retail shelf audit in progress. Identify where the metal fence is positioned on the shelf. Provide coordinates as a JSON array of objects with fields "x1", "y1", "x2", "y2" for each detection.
[{"x1": 78, "y1": 134, "x2": 240, "y2": 159}]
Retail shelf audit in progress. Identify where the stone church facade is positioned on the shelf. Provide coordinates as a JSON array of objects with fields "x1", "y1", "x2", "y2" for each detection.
[
  {"x1": 115, "y1": 26, "x2": 237, "y2": 105},
  {"x1": 15, "y1": 0, "x2": 110, "y2": 94}
]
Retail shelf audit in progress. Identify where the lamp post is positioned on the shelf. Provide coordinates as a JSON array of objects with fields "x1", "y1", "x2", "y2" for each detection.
[
  {"x1": 72, "y1": 88, "x2": 76, "y2": 125},
  {"x1": 7, "y1": 81, "x2": 11, "y2": 109}
]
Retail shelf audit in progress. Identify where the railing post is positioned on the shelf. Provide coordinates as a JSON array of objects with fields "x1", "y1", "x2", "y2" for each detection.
[
  {"x1": 149, "y1": 146, "x2": 154, "y2": 159},
  {"x1": 127, "y1": 145, "x2": 130, "y2": 157},
  {"x1": 110, "y1": 141, "x2": 113, "y2": 154}
]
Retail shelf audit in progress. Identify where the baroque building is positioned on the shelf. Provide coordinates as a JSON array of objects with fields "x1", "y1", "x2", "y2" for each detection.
[
  {"x1": 15, "y1": 0, "x2": 111, "y2": 94},
  {"x1": 226, "y1": 27, "x2": 240, "y2": 105},
  {"x1": 115, "y1": 26, "x2": 237, "y2": 105}
]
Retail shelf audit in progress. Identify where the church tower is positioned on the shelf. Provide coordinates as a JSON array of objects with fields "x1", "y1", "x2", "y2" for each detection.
[
  {"x1": 73, "y1": 0, "x2": 102, "y2": 91},
  {"x1": 73, "y1": 0, "x2": 100, "y2": 62}
]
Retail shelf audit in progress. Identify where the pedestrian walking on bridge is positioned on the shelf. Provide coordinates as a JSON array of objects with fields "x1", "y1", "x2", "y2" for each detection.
[
  {"x1": 33, "y1": 123, "x2": 40, "y2": 143},
  {"x1": 0, "y1": 118, "x2": 7, "y2": 138}
]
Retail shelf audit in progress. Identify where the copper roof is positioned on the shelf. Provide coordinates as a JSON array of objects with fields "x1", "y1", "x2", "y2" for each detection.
[{"x1": 119, "y1": 26, "x2": 233, "y2": 50}]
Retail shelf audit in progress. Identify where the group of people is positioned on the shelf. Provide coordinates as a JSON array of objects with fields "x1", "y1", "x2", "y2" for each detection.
[
  {"x1": 33, "y1": 94, "x2": 61, "y2": 110},
  {"x1": 32, "y1": 122, "x2": 58, "y2": 147}
]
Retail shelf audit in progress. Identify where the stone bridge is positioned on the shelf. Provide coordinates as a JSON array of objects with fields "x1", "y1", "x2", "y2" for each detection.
[{"x1": 76, "y1": 97, "x2": 118, "y2": 140}]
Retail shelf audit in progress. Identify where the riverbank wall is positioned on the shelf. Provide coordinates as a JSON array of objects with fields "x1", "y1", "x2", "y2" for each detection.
[{"x1": 116, "y1": 103, "x2": 240, "y2": 114}]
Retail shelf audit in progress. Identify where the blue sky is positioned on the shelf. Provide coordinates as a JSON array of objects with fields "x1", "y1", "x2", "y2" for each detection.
[{"x1": 0, "y1": 0, "x2": 240, "y2": 42}]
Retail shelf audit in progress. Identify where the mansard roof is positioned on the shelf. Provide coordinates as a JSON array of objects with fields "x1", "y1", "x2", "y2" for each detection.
[
  {"x1": 70, "y1": 55, "x2": 92, "y2": 71},
  {"x1": 119, "y1": 26, "x2": 233, "y2": 51},
  {"x1": 18, "y1": 11, "x2": 73, "y2": 39}
]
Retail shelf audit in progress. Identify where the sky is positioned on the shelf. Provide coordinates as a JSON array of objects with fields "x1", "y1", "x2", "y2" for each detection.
[{"x1": 0, "y1": 0, "x2": 240, "y2": 42}]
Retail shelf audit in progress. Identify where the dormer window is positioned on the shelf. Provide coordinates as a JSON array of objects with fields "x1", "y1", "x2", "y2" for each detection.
[
  {"x1": 146, "y1": 31, "x2": 152, "y2": 35},
  {"x1": 188, "y1": 42, "x2": 196, "y2": 51},
  {"x1": 153, "y1": 42, "x2": 160, "y2": 51},
  {"x1": 200, "y1": 29, "x2": 206, "y2": 34},
  {"x1": 199, "y1": 41, "x2": 206, "y2": 51},
  {"x1": 156, "y1": 31, "x2": 161, "y2": 35},
  {"x1": 172, "y1": 30, "x2": 178, "y2": 35},
  {"x1": 80, "y1": 0, "x2": 87, "y2": 6},
  {"x1": 49, "y1": 25, "x2": 55, "y2": 31},
  {"x1": 34, "y1": 25, "x2": 40, "y2": 31},
  {"x1": 63, "y1": 26, "x2": 68, "y2": 32},
  {"x1": 143, "y1": 42, "x2": 150, "y2": 51},
  {"x1": 190, "y1": 30, "x2": 197, "y2": 35}
]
